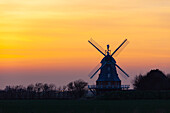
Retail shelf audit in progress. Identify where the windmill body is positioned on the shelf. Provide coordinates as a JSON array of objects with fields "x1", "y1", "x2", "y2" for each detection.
[
  {"x1": 97, "y1": 55, "x2": 121, "y2": 88},
  {"x1": 88, "y1": 39, "x2": 130, "y2": 95}
]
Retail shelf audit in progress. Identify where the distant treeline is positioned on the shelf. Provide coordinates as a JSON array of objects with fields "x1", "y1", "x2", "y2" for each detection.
[
  {"x1": 1, "y1": 69, "x2": 170, "y2": 100},
  {"x1": 0, "y1": 79, "x2": 88, "y2": 99},
  {"x1": 133, "y1": 69, "x2": 170, "y2": 90}
]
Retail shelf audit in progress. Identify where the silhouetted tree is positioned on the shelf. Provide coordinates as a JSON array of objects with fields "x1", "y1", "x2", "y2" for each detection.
[
  {"x1": 1, "y1": 80, "x2": 88, "y2": 99},
  {"x1": 5, "y1": 86, "x2": 11, "y2": 91},
  {"x1": 43, "y1": 84, "x2": 49, "y2": 92},
  {"x1": 27, "y1": 84, "x2": 34, "y2": 92},
  {"x1": 167, "y1": 74, "x2": 170, "y2": 89},
  {"x1": 49, "y1": 84, "x2": 56, "y2": 91},
  {"x1": 48, "y1": 84, "x2": 56, "y2": 98},
  {"x1": 34, "y1": 83, "x2": 43, "y2": 93},
  {"x1": 67, "y1": 82, "x2": 74, "y2": 91},
  {"x1": 74, "y1": 79, "x2": 88, "y2": 98},
  {"x1": 67, "y1": 79, "x2": 88, "y2": 98},
  {"x1": 26, "y1": 84, "x2": 35, "y2": 99},
  {"x1": 133, "y1": 69, "x2": 169, "y2": 90}
]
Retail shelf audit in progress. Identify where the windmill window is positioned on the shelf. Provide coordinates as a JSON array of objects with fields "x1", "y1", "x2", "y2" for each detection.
[
  {"x1": 108, "y1": 74, "x2": 111, "y2": 78},
  {"x1": 108, "y1": 67, "x2": 110, "y2": 71}
]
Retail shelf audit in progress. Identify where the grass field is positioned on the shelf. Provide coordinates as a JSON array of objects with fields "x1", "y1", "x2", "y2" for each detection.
[{"x1": 0, "y1": 100, "x2": 170, "y2": 113}]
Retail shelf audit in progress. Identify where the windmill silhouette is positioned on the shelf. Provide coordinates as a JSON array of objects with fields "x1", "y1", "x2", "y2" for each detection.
[{"x1": 88, "y1": 38, "x2": 130, "y2": 95}]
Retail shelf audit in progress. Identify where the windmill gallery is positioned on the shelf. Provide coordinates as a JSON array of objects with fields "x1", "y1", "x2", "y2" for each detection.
[{"x1": 88, "y1": 39, "x2": 130, "y2": 95}]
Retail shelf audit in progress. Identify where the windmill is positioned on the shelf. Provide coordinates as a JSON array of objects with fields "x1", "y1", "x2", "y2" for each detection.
[{"x1": 88, "y1": 38, "x2": 130, "y2": 95}]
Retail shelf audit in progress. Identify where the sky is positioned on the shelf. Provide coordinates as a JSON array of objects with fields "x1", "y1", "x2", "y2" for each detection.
[{"x1": 0, "y1": 0, "x2": 170, "y2": 89}]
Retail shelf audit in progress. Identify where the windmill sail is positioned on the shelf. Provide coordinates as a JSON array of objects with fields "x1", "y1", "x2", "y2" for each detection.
[
  {"x1": 88, "y1": 63, "x2": 106, "y2": 79},
  {"x1": 88, "y1": 38, "x2": 106, "y2": 56},
  {"x1": 113, "y1": 40, "x2": 129, "y2": 57},
  {"x1": 88, "y1": 63, "x2": 101, "y2": 78},
  {"x1": 115, "y1": 64, "x2": 129, "y2": 77},
  {"x1": 111, "y1": 39, "x2": 127, "y2": 56}
]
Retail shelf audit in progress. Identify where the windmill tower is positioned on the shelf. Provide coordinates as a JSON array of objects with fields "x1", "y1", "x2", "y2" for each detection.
[{"x1": 88, "y1": 38, "x2": 130, "y2": 95}]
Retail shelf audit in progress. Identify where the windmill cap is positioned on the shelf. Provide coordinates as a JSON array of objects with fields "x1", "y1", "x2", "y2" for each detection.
[{"x1": 107, "y1": 45, "x2": 110, "y2": 50}]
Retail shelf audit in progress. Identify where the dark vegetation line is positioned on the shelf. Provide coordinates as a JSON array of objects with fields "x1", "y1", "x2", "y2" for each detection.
[
  {"x1": 133, "y1": 69, "x2": 170, "y2": 90},
  {"x1": 0, "y1": 79, "x2": 88, "y2": 99},
  {"x1": 1, "y1": 69, "x2": 170, "y2": 100}
]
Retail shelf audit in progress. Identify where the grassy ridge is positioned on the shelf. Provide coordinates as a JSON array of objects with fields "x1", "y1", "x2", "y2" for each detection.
[{"x1": 0, "y1": 100, "x2": 170, "y2": 113}]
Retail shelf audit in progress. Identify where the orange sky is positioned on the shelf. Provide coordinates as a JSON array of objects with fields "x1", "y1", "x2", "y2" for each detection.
[{"x1": 0, "y1": 0, "x2": 170, "y2": 88}]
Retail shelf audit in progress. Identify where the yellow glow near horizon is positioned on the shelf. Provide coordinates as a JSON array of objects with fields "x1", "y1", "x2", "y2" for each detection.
[{"x1": 0, "y1": 0, "x2": 170, "y2": 74}]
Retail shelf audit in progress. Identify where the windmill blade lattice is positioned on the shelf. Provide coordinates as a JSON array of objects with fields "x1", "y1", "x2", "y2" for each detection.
[
  {"x1": 111, "y1": 39, "x2": 127, "y2": 56},
  {"x1": 112, "y1": 40, "x2": 129, "y2": 57},
  {"x1": 89, "y1": 63, "x2": 106, "y2": 79},
  {"x1": 88, "y1": 63, "x2": 101, "y2": 78},
  {"x1": 115, "y1": 63, "x2": 129, "y2": 77},
  {"x1": 88, "y1": 38, "x2": 106, "y2": 56},
  {"x1": 110, "y1": 64, "x2": 129, "y2": 79}
]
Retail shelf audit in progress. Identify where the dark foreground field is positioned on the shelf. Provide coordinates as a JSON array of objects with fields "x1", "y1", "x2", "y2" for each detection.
[{"x1": 0, "y1": 100, "x2": 170, "y2": 113}]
